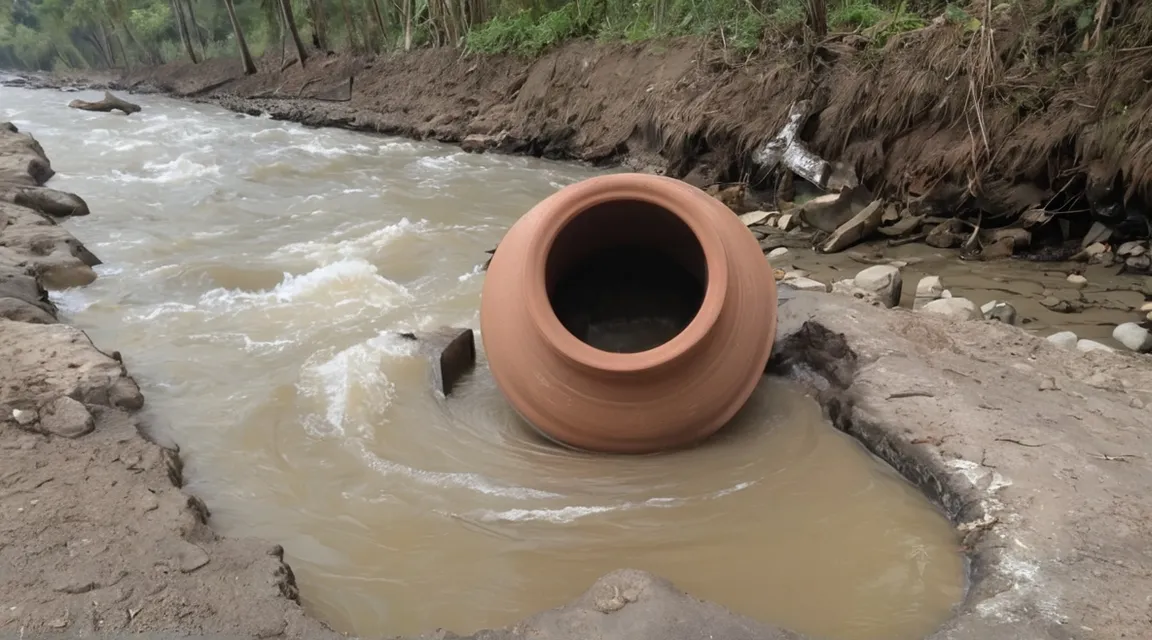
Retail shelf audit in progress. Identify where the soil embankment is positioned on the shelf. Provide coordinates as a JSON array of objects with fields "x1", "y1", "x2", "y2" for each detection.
[
  {"x1": 24, "y1": 1, "x2": 1152, "y2": 250},
  {"x1": 0, "y1": 123, "x2": 340, "y2": 637}
]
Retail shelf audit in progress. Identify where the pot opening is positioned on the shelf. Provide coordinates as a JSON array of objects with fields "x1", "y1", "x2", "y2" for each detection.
[{"x1": 545, "y1": 199, "x2": 707, "y2": 354}]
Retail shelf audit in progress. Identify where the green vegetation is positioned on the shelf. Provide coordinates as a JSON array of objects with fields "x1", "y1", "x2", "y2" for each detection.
[{"x1": 0, "y1": 0, "x2": 1135, "y2": 72}]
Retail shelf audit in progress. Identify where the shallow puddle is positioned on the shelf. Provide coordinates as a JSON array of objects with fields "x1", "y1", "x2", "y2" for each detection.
[{"x1": 4, "y1": 88, "x2": 965, "y2": 639}]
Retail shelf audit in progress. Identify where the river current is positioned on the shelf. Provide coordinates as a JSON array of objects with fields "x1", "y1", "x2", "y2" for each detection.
[{"x1": 1, "y1": 87, "x2": 966, "y2": 640}]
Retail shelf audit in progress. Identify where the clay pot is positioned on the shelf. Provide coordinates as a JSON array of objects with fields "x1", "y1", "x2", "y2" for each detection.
[{"x1": 480, "y1": 173, "x2": 778, "y2": 454}]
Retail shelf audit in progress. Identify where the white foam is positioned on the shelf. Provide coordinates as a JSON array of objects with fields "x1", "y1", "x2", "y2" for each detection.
[
  {"x1": 198, "y1": 258, "x2": 411, "y2": 311},
  {"x1": 272, "y1": 218, "x2": 428, "y2": 264}
]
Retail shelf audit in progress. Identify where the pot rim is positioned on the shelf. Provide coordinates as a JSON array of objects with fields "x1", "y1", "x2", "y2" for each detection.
[{"x1": 524, "y1": 174, "x2": 730, "y2": 374}]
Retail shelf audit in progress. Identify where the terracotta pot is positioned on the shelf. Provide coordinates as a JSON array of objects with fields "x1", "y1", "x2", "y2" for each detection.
[{"x1": 480, "y1": 173, "x2": 778, "y2": 453}]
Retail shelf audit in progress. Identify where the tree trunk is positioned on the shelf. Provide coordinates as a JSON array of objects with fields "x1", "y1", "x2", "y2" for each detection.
[
  {"x1": 403, "y1": 0, "x2": 413, "y2": 51},
  {"x1": 280, "y1": 0, "x2": 310, "y2": 66},
  {"x1": 310, "y1": 0, "x2": 330, "y2": 50},
  {"x1": 170, "y1": 0, "x2": 200, "y2": 63},
  {"x1": 223, "y1": 0, "x2": 258, "y2": 74},
  {"x1": 368, "y1": 0, "x2": 388, "y2": 51},
  {"x1": 98, "y1": 22, "x2": 116, "y2": 67},
  {"x1": 339, "y1": 0, "x2": 359, "y2": 52},
  {"x1": 806, "y1": 0, "x2": 827, "y2": 38},
  {"x1": 184, "y1": 0, "x2": 207, "y2": 54}
]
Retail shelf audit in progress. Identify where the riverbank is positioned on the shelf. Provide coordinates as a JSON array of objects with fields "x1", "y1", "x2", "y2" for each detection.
[
  {"x1": 7, "y1": 2, "x2": 1152, "y2": 249},
  {"x1": 0, "y1": 123, "x2": 344, "y2": 637}
]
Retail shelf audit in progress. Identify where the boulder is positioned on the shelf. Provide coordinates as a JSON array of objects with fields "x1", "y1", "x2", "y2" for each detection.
[
  {"x1": 3, "y1": 186, "x2": 90, "y2": 217},
  {"x1": 919, "y1": 298, "x2": 983, "y2": 321},
  {"x1": 852, "y1": 265, "x2": 902, "y2": 308},
  {"x1": 1046, "y1": 331, "x2": 1079, "y2": 349},
  {"x1": 819, "y1": 199, "x2": 883, "y2": 253},
  {"x1": 980, "y1": 300, "x2": 1018, "y2": 325},
  {"x1": 1112, "y1": 323, "x2": 1152, "y2": 353},
  {"x1": 39, "y1": 396, "x2": 94, "y2": 438}
]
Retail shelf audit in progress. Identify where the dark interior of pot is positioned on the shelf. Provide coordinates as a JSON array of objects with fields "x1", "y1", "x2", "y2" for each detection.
[{"x1": 545, "y1": 199, "x2": 707, "y2": 353}]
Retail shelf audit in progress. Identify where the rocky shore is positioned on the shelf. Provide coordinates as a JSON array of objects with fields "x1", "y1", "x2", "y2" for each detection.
[{"x1": 0, "y1": 123, "x2": 340, "y2": 637}]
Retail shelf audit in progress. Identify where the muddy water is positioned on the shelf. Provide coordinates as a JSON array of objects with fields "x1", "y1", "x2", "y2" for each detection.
[{"x1": 3, "y1": 88, "x2": 968, "y2": 640}]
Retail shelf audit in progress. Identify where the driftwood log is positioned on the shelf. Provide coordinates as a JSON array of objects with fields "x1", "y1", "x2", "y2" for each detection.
[
  {"x1": 68, "y1": 91, "x2": 141, "y2": 115},
  {"x1": 753, "y1": 100, "x2": 831, "y2": 189}
]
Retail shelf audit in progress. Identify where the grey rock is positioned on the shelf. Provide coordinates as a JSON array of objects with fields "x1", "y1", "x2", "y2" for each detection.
[
  {"x1": 1066, "y1": 274, "x2": 1087, "y2": 288},
  {"x1": 39, "y1": 396, "x2": 94, "y2": 438},
  {"x1": 11, "y1": 407, "x2": 36, "y2": 426},
  {"x1": 1076, "y1": 339, "x2": 1115, "y2": 354},
  {"x1": 738, "y1": 210, "x2": 773, "y2": 226},
  {"x1": 781, "y1": 276, "x2": 829, "y2": 292},
  {"x1": 980, "y1": 300, "x2": 1018, "y2": 325},
  {"x1": 177, "y1": 541, "x2": 210, "y2": 573},
  {"x1": 1046, "y1": 331, "x2": 1079, "y2": 349},
  {"x1": 1112, "y1": 322, "x2": 1152, "y2": 353},
  {"x1": 919, "y1": 297, "x2": 983, "y2": 321},
  {"x1": 852, "y1": 265, "x2": 902, "y2": 308},
  {"x1": 109, "y1": 376, "x2": 145, "y2": 410},
  {"x1": 1116, "y1": 241, "x2": 1145, "y2": 257},
  {"x1": 914, "y1": 276, "x2": 944, "y2": 310},
  {"x1": 767, "y1": 247, "x2": 789, "y2": 259}
]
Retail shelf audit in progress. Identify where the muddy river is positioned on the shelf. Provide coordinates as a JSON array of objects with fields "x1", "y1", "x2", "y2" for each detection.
[{"x1": 0, "y1": 88, "x2": 984, "y2": 639}]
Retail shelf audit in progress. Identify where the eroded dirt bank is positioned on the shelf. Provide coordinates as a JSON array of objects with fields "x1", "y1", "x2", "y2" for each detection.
[{"x1": 19, "y1": 1, "x2": 1152, "y2": 247}]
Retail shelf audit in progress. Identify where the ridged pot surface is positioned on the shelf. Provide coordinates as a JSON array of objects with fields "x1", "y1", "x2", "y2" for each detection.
[{"x1": 480, "y1": 173, "x2": 778, "y2": 453}]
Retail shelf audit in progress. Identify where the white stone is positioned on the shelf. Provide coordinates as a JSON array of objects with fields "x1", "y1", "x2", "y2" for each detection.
[
  {"x1": 913, "y1": 276, "x2": 944, "y2": 310},
  {"x1": 1112, "y1": 322, "x2": 1152, "y2": 353},
  {"x1": 11, "y1": 408, "x2": 36, "y2": 426},
  {"x1": 767, "y1": 247, "x2": 789, "y2": 259},
  {"x1": 1066, "y1": 274, "x2": 1087, "y2": 287},
  {"x1": 1076, "y1": 339, "x2": 1115, "y2": 354},
  {"x1": 739, "y1": 210, "x2": 772, "y2": 226},
  {"x1": 785, "y1": 269, "x2": 810, "y2": 279},
  {"x1": 852, "y1": 265, "x2": 903, "y2": 308},
  {"x1": 919, "y1": 297, "x2": 983, "y2": 321},
  {"x1": 781, "y1": 276, "x2": 829, "y2": 292},
  {"x1": 1046, "y1": 331, "x2": 1078, "y2": 349},
  {"x1": 1117, "y1": 241, "x2": 1146, "y2": 257},
  {"x1": 776, "y1": 213, "x2": 796, "y2": 231},
  {"x1": 941, "y1": 289, "x2": 953, "y2": 299}
]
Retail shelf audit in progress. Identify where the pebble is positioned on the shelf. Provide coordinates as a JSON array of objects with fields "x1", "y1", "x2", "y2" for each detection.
[
  {"x1": 11, "y1": 408, "x2": 36, "y2": 426},
  {"x1": 39, "y1": 397, "x2": 94, "y2": 439},
  {"x1": 1112, "y1": 322, "x2": 1152, "y2": 353},
  {"x1": 1039, "y1": 377, "x2": 1059, "y2": 391},
  {"x1": 1076, "y1": 339, "x2": 1115, "y2": 354},
  {"x1": 1127, "y1": 254, "x2": 1152, "y2": 270},
  {"x1": 1066, "y1": 274, "x2": 1087, "y2": 287},
  {"x1": 776, "y1": 213, "x2": 796, "y2": 231},
  {"x1": 1046, "y1": 331, "x2": 1079, "y2": 349},
  {"x1": 853, "y1": 265, "x2": 903, "y2": 308},
  {"x1": 767, "y1": 247, "x2": 789, "y2": 259},
  {"x1": 1132, "y1": 397, "x2": 1146, "y2": 409},
  {"x1": 919, "y1": 297, "x2": 983, "y2": 321}
]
